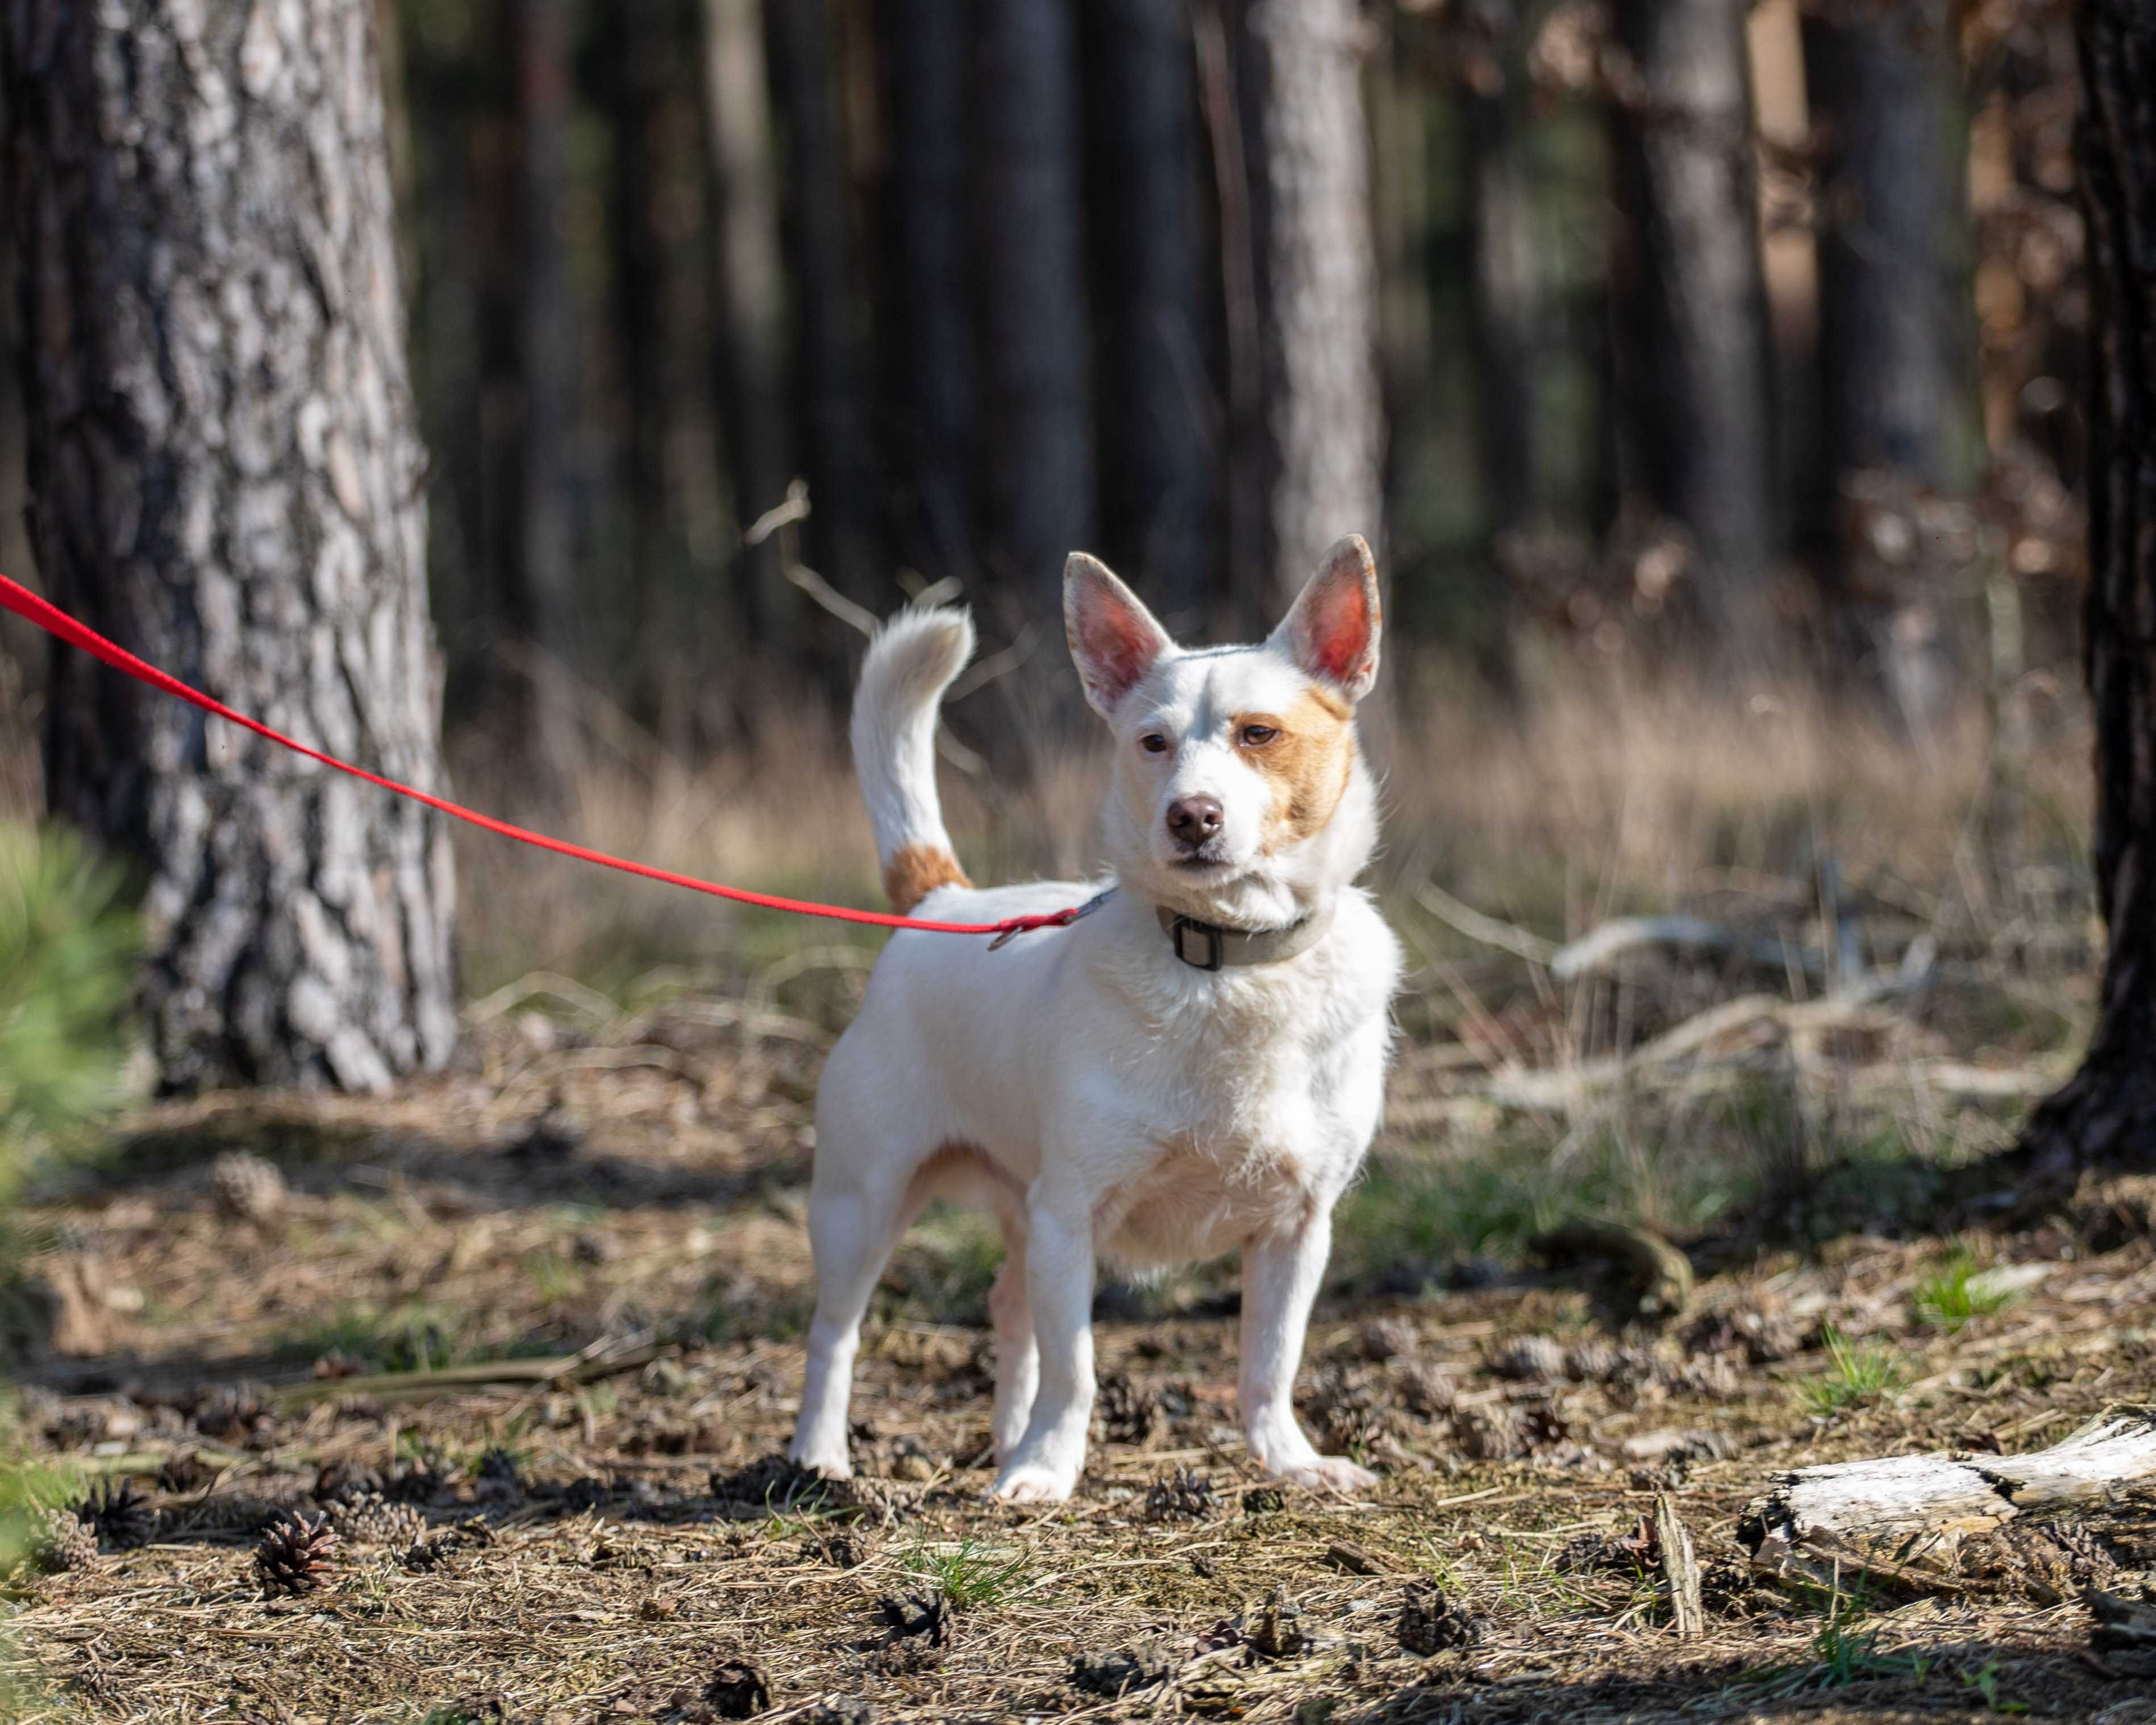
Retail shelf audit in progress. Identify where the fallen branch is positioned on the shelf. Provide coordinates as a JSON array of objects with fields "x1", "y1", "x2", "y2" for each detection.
[
  {"x1": 1529, "y1": 1221, "x2": 1693, "y2": 1319},
  {"x1": 1551, "y1": 916, "x2": 1825, "y2": 983},
  {"x1": 1738, "y1": 1403, "x2": 2156, "y2": 1592},
  {"x1": 272, "y1": 1343, "x2": 664, "y2": 1410},
  {"x1": 1413, "y1": 882, "x2": 1557, "y2": 966}
]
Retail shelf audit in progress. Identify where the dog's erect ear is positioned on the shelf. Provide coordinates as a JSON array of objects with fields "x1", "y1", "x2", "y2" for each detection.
[
  {"x1": 1065, "y1": 553, "x2": 1175, "y2": 717},
  {"x1": 1270, "y1": 534, "x2": 1381, "y2": 703}
]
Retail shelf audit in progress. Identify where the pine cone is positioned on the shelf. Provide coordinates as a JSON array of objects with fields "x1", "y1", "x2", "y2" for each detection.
[
  {"x1": 475, "y1": 1446, "x2": 522, "y2": 1493},
  {"x1": 1359, "y1": 1315, "x2": 1420, "y2": 1361},
  {"x1": 78, "y1": 1479, "x2": 157, "y2": 1551},
  {"x1": 401, "y1": 1532, "x2": 458, "y2": 1574},
  {"x1": 1143, "y1": 1466, "x2": 1217, "y2": 1523},
  {"x1": 702, "y1": 1655, "x2": 772, "y2": 1719},
  {"x1": 33, "y1": 1506, "x2": 98, "y2": 1574},
  {"x1": 323, "y1": 1490, "x2": 426, "y2": 1549},
  {"x1": 157, "y1": 1450, "x2": 216, "y2": 1494},
  {"x1": 1398, "y1": 1578, "x2": 1480, "y2": 1655},
  {"x1": 1248, "y1": 1587, "x2": 1308, "y2": 1659},
  {"x1": 1096, "y1": 1373, "x2": 1159, "y2": 1445},
  {"x1": 1489, "y1": 1334, "x2": 1565, "y2": 1381},
  {"x1": 192, "y1": 1381, "x2": 275, "y2": 1445},
  {"x1": 209, "y1": 1150, "x2": 287, "y2": 1221},
  {"x1": 254, "y1": 1510, "x2": 338, "y2": 1595}
]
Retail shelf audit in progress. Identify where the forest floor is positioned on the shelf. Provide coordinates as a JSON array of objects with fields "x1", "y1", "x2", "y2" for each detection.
[{"x1": 6, "y1": 927, "x2": 2154, "y2": 1725}]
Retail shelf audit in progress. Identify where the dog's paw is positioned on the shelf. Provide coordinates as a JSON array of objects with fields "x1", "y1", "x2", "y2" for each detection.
[
  {"x1": 788, "y1": 1444, "x2": 854, "y2": 1481},
  {"x1": 1262, "y1": 1453, "x2": 1378, "y2": 1494},
  {"x1": 989, "y1": 1462, "x2": 1076, "y2": 1502}
]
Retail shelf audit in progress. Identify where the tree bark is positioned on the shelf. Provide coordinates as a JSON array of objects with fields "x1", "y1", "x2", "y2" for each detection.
[
  {"x1": 700, "y1": 0, "x2": 794, "y2": 645},
  {"x1": 1802, "y1": 0, "x2": 1965, "y2": 498},
  {"x1": 4, "y1": 0, "x2": 459, "y2": 1092},
  {"x1": 516, "y1": 0, "x2": 584, "y2": 738},
  {"x1": 604, "y1": 0, "x2": 697, "y2": 724},
  {"x1": 2016, "y1": 1, "x2": 2156, "y2": 1179},
  {"x1": 1245, "y1": 0, "x2": 1384, "y2": 610},
  {"x1": 1082, "y1": 0, "x2": 1213, "y2": 624},
  {"x1": 875, "y1": 0, "x2": 975, "y2": 589},
  {"x1": 765, "y1": 0, "x2": 879, "y2": 617},
  {"x1": 1463, "y1": 0, "x2": 1541, "y2": 538},
  {"x1": 1606, "y1": 0, "x2": 1778, "y2": 648},
  {"x1": 976, "y1": 0, "x2": 1096, "y2": 611}
]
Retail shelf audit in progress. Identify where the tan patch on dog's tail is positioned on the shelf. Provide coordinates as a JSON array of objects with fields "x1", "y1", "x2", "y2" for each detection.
[{"x1": 884, "y1": 842, "x2": 971, "y2": 913}]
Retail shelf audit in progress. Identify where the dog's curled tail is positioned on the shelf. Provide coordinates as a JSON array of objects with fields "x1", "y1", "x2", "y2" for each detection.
[{"x1": 852, "y1": 606, "x2": 976, "y2": 913}]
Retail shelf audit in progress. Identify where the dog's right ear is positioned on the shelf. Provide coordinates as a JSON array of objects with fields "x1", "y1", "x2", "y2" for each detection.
[{"x1": 1065, "y1": 553, "x2": 1174, "y2": 717}]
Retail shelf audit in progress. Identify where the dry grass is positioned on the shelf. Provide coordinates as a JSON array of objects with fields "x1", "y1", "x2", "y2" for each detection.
[
  {"x1": 3, "y1": 972, "x2": 2149, "y2": 1723},
  {"x1": 0, "y1": 638, "x2": 2127, "y2": 1722}
]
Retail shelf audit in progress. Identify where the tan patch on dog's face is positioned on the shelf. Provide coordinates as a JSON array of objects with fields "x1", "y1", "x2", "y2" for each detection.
[
  {"x1": 1231, "y1": 689, "x2": 1355, "y2": 851},
  {"x1": 883, "y1": 843, "x2": 971, "y2": 913}
]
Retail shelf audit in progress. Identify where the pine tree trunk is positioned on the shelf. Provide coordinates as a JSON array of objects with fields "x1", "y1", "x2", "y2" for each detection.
[
  {"x1": 517, "y1": 0, "x2": 584, "y2": 740},
  {"x1": 2015, "y1": 1, "x2": 2156, "y2": 1180},
  {"x1": 876, "y1": 0, "x2": 976, "y2": 588},
  {"x1": 1607, "y1": 0, "x2": 1776, "y2": 647},
  {"x1": 4, "y1": 0, "x2": 459, "y2": 1092},
  {"x1": 977, "y1": 0, "x2": 1095, "y2": 611},
  {"x1": 1082, "y1": 0, "x2": 1212, "y2": 624},
  {"x1": 700, "y1": 0, "x2": 794, "y2": 645},
  {"x1": 1246, "y1": 0, "x2": 1384, "y2": 609},
  {"x1": 1802, "y1": 0, "x2": 1963, "y2": 496},
  {"x1": 605, "y1": 0, "x2": 684, "y2": 724},
  {"x1": 766, "y1": 0, "x2": 879, "y2": 619},
  {"x1": 1464, "y1": 0, "x2": 1541, "y2": 537}
]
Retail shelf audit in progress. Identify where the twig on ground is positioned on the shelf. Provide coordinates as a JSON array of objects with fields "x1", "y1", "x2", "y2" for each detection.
[
  {"x1": 272, "y1": 1344, "x2": 667, "y2": 1410},
  {"x1": 1654, "y1": 1494, "x2": 1704, "y2": 1640}
]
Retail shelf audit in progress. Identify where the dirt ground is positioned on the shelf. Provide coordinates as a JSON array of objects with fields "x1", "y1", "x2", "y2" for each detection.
[{"x1": 7, "y1": 977, "x2": 2155, "y2": 1725}]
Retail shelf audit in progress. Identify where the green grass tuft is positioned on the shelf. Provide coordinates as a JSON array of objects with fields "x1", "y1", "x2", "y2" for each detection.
[
  {"x1": 902, "y1": 1536, "x2": 1032, "y2": 1608},
  {"x1": 1913, "y1": 1252, "x2": 2019, "y2": 1333},
  {"x1": 1735, "y1": 1588, "x2": 1930, "y2": 1698},
  {"x1": 1796, "y1": 1324, "x2": 1907, "y2": 1418}
]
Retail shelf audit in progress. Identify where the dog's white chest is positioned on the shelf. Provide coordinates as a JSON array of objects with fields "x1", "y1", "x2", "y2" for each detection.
[{"x1": 1098, "y1": 1136, "x2": 1310, "y2": 1266}]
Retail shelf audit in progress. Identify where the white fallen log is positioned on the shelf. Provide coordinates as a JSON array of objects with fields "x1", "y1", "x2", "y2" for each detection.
[{"x1": 1739, "y1": 1403, "x2": 2156, "y2": 1586}]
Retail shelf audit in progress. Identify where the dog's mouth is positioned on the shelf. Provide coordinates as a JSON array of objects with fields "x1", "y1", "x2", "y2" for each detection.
[{"x1": 1169, "y1": 846, "x2": 1233, "y2": 871}]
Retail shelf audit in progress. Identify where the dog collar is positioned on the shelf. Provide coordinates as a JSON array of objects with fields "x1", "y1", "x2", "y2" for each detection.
[{"x1": 1155, "y1": 903, "x2": 1335, "y2": 971}]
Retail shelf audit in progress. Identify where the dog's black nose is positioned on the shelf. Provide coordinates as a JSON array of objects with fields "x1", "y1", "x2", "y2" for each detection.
[{"x1": 1166, "y1": 795, "x2": 1223, "y2": 848}]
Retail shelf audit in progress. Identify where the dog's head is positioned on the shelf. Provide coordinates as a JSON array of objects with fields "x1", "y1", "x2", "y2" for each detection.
[{"x1": 1065, "y1": 535, "x2": 1383, "y2": 928}]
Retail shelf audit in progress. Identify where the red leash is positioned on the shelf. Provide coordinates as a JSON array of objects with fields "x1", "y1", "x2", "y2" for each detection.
[{"x1": 0, "y1": 571, "x2": 1084, "y2": 942}]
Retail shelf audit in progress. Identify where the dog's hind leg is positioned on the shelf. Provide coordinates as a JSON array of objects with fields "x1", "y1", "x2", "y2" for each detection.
[
  {"x1": 788, "y1": 1164, "x2": 910, "y2": 1479},
  {"x1": 986, "y1": 1213, "x2": 1038, "y2": 1465},
  {"x1": 990, "y1": 1170, "x2": 1098, "y2": 1502}
]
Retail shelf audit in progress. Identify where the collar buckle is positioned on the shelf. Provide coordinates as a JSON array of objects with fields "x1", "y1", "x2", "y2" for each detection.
[{"x1": 1168, "y1": 914, "x2": 1226, "y2": 971}]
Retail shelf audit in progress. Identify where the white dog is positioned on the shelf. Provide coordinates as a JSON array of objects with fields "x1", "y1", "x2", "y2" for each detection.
[{"x1": 788, "y1": 535, "x2": 1401, "y2": 1502}]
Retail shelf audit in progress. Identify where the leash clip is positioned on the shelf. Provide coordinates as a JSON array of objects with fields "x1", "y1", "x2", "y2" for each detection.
[{"x1": 986, "y1": 886, "x2": 1116, "y2": 951}]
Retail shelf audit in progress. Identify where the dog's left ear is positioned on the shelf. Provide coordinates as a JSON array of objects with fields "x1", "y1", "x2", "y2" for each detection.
[{"x1": 1271, "y1": 534, "x2": 1381, "y2": 703}]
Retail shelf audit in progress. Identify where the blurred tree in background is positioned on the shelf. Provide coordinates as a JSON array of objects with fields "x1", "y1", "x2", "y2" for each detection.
[
  {"x1": 2013, "y1": 0, "x2": 2156, "y2": 1179},
  {"x1": 0, "y1": 0, "x2": 2101, "y2": 1090},
  {"x1": 0, "y1": 0, "x2": 2090, "y2": 742}
]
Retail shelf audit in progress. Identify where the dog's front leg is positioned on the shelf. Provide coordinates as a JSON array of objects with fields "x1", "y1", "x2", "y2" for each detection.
[
  {"x1": 988, "y1": 1187, "x2": 1095, "y2": 1502},
  {"x1": 1241, "y1": 1203, "x2": 1378, "y2": 1492}
]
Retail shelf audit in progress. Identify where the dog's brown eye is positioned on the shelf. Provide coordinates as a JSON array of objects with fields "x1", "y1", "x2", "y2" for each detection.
[
  {"x1": 1141, "y1": 733, "x2": 1170, "y2": 754},
  {"x1": 1240, "y1": 724, "x2": 1279, "y2": 747}
]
